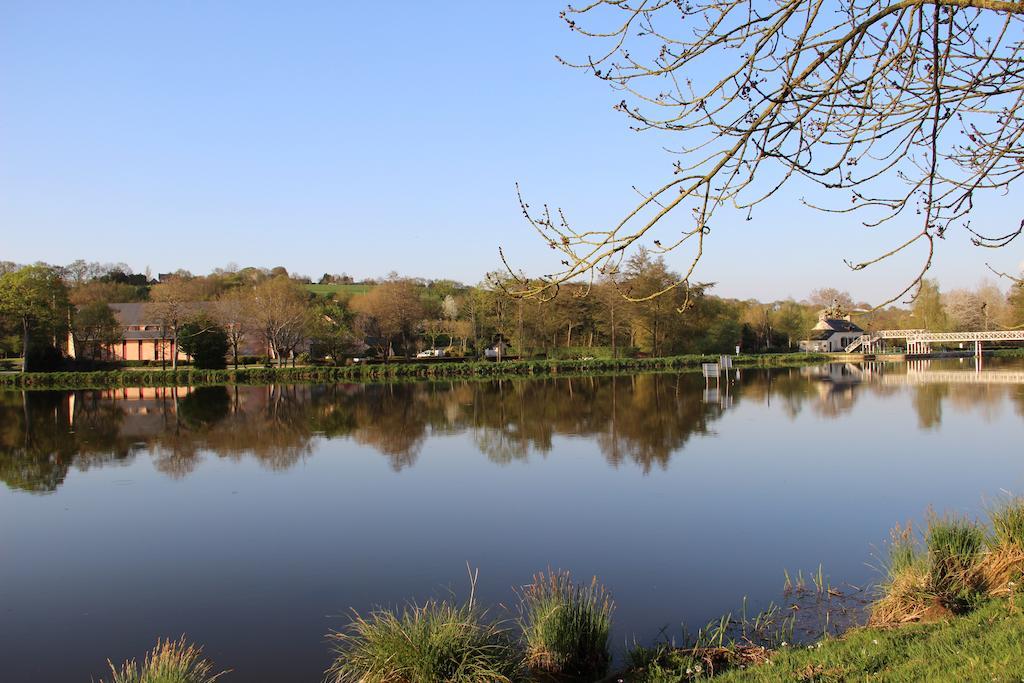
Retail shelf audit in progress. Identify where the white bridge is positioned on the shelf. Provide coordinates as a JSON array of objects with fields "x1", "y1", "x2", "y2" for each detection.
[
  {"x1": 846, "y1": 329, "x2": 1024, "y2": 355},
  {"x1": 877, "y1": 369, "x2": 1024, "y2": 386}
]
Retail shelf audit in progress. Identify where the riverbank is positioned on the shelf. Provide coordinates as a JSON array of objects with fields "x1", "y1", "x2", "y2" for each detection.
[
  {"x1": 93, "y1": 498, "x2": 1024, "y2": 682},
  {"x1": 614, "y1": 596, "x2": 1023, "y2": 682},
  {"x1": 0, "y1": 352, "x2": 830, "y2": 390}
]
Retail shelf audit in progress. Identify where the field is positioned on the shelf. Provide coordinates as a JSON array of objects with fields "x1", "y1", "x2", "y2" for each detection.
[{"x1": 304, "y1": 283, "x2": 374, "y2": 298}]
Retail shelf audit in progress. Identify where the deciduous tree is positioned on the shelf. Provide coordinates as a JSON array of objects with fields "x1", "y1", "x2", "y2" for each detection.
[
  {"x1": 350, "y1": 279, "x2": 427, "y2": 359},
  {"x1": 0, "y1": 265, "x2": 69, "y2": 372},
  {"x1": 508, "y1": 1, "x2": 1024, "y2": 306}
]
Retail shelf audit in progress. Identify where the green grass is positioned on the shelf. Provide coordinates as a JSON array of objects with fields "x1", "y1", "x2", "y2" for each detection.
[
  {"x1": 926, "y1": 515, "x2": 986, "y2": 607},
  {"x1": 100, "y1": 637, "x2": 228, "y2": 683},
  {"x1": 706, "y1": 597, "x2": 1024, "y2": 683},
  {"x1": 325, "y1": 585, "x2": 523, "y2": 683},
  {"x1": 518, "y1": 570, "x2": 614, "y2": 678},
  {"x1": 990, "y1": 497, "x2": 1024, "y2": 549},
  {"x1": 0, "y1": 352, "x2": 831, "y2": 391},
  {"x1": 305, "y1": 283, "x2": 373, "y2": 297}
]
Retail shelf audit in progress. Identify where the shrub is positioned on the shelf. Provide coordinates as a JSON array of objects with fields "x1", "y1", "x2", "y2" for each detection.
[
  {"x1": 101, "y1": 636, "x2": 228, "y2": 683},
  {"x1": 517, "y1": 570, "x2": 613, "y2": 677},
  {"x1": 178, "y1": 317, "x2": 229, "y2": 370},
  {"x1": 325, "y1": 590, "x2": 522, "y2": 683}
]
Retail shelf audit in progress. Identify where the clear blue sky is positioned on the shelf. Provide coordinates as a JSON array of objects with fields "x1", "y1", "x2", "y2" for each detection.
[{"x1": 2, "y1": 1, "x2": 1021, "y2": 303}]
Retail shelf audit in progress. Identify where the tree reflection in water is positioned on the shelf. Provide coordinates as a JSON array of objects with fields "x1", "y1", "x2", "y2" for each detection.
[{"x1": 2, "y1": 362, "x2": 1024, "y2": 493}]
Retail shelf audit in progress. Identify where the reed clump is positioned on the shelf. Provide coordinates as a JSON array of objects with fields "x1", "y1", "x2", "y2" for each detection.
[
  {"x1": 926, "y1": 514, "x2": 985, "y2": 608},
  {"x1": 324, "y1": 586, "x2": 523, "y2": 683},
  {"x1": 517, "y1": 569, "x2": 614, "y2": 678},
  {"x1": 977, "y1": 497, "x2": 1024, "y2": 598},
  {"x1": 873, "y1": 501, "x2": 1024, "y2": 624},
  {"x1": 101, "y1": 637, "x2": 228, "y2": 683}
]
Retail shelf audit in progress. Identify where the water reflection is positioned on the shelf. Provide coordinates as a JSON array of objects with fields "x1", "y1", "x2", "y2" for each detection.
[{"x1": 2, "y1": 360, "x2": 1024, "y2": 494}]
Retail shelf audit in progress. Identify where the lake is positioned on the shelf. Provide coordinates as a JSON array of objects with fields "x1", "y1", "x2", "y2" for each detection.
[{"x1": 2, "y1": 359, "x2": 1023, "y2": 681}]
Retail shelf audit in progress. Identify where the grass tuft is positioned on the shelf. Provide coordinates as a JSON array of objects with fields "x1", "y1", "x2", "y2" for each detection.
[
  {"x1": 990, "y1": 497, "x2": 1024, "y2": 549},
  {"x1": 871, "y1": 524, "x2": 936, "y2": 625},
  {"x1": 324, "y1": 575, "x2": 522, "y2": 683},
  {"x1": 977, "y1": 497, "x2": 1024, "y2": 596},
  {"x1": 926, "y1": 514, "x2": 985, "y2": 607},
  {"x1": 517, "y1": 569, "x2": 614, "y2": 678},
  {"x1": 101, "y1": 636, "x2": 228, "y2": 683}
]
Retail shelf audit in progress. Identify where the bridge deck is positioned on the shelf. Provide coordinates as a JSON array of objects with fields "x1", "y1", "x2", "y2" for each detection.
[{"x1": 905, "y1": 330, "x2": 1024, "y2": 343}]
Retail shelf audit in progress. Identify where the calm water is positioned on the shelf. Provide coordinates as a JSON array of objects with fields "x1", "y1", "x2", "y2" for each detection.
[{"x1": 2, "y1": 359, "x2": 1024, "y2": 681}]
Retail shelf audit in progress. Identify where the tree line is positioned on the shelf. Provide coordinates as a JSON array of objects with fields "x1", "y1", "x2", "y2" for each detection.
[{"x1": 1, "y1": 257, "x2": 1022, "y2": 373}]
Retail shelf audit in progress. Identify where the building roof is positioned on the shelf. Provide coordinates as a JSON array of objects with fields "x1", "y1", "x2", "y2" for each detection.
[
  {"x1": 813, "y1": 318, "x2": 864, "y2": 333},
  {"x1": 109, "y1": 303, "x2": 150, "y2": 327},
  {"x1": 108, "y1": 302, "x2": 213, "y2": 327}
]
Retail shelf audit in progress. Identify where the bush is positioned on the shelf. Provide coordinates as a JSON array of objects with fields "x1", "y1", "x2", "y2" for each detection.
[
  {"x1": 325, "y1": 590, "x2": 522, "y2": 683},
  {"x1": 517, "y1": 570, "x2": 613, "y2": 678},
  {"x1": 24, "y1": 344, "x2": 64, "y2": 372},
  {"x1": 101, "y1": 636, "x2": 228, "y2": 683},
  {"x1": 178, "y1": 317, "x2": 229, "y2": 370}
]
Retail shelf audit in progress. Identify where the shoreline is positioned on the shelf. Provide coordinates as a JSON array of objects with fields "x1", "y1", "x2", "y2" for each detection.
[{"x1": 0, "y1": 352, "x2": 831, "y2": 390}]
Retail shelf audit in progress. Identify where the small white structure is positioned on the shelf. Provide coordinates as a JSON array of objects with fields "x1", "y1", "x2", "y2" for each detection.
[
  {"x1": 416, "y1": 348, "x2": 446, "y2": 358},
  {"x1": 799, "y1": 315, "x2": 865, "y2": 353},
  {"x1": 484, "y1": 339, "x2": 510, "y2": 360}
]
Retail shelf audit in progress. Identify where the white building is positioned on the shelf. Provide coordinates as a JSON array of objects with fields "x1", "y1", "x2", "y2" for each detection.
[{"x1": 799, "y1": 316, "x2": 865, "y2": 353}]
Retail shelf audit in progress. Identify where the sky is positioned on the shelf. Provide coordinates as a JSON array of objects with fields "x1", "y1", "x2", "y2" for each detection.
[{"x1": 2, "y1": 1, "x2": 1022, "y2": 304}]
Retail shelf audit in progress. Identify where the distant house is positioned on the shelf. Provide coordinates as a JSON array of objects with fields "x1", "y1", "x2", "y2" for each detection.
[
  {"x1": 799, "y1": 316, "x2": 865, "y2": 353},
  {"x1": 69, "y1": 302, "x2": 262, "y2": 362}
]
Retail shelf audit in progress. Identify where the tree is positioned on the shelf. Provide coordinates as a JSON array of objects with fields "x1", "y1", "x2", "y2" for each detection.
[
  {"x1": 150, "y1": 277, "x2": 204, "y2": 370},
  {"x1": 620, "y1": 250, "x2": 689, "y2": 356},
  {"x1": 178, "y1": 317, "x2": 229, "y2": 369},
  {"x1": 214, "y1": 288, "x2": 253, "y2": 369},
  {"x1": 509, "y1": 1, "x2": 1024, "y2": 304},
  {"x1": 0, "y1": 265, "x2": 69, "y2": 372},
  {"x1": 71, "y1": 302, "x2": 121, "y2": 361},
  {"x1": 1008, "y1": 284, "x2": 1024, "y2": 328},
  {"x1": 309, "y1": 299, "x2": 359, "y2": 365},
  {"x1": 912, "y1": 279, "x2": 949, "y2": 331},
  {"x1": 250, "y1": 276, "x2": 312, "y2": 366},
  {"x1": 70, "y1": 280, "x2": 146, "y2": 305},
  {"x1": 774, "y1": 300, "x2": 815, "y2": 349},
  {"x1": 943, "y1": 289, "x2": 986, "y2": 331},
  {"x1": 350, "y1": 279, "x2": 427, "y2": 359},
  {"x1": 808, "y1": 289, "x2": 855, "y2": 317}
]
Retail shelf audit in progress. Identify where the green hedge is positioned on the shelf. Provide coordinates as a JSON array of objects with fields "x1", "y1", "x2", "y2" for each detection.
[{"x1": 0, "y1": 352, "x2": 831, "y2": 390}]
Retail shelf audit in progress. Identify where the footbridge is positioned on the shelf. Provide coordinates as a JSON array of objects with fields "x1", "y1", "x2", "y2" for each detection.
[
  {"x1": 846, "y1": 329, "x2": 1024, "y2": 355},
  {"x1": 844, "y1": 330, "x2": 924, "y2": 353}
]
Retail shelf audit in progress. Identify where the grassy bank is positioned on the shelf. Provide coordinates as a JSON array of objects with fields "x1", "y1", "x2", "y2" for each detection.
[
  {"x1": 704, "y1": 597, "x2": 1024, "y2": 682},
  {"x1": 0, "y1": 352, "x2": 829, "y2": 390},
  {"x1": 96, "y1": 499, "x2": 1024, "y2": 682}
]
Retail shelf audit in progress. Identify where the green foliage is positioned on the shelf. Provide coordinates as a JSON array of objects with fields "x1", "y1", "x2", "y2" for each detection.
[
  {"x1": 711, "y1": 598, "x2": 1024, "y2": 682},
  {"x1": 926, "y1": 515, "x2": 985, "y2": 605},
  {"x1": 0, "y1": 352, "x2": 830, "y2": 390},
  {"x1": 912, "y1": 279, "x2": 950, "y2": 331},
  {"x1": 72, "y1": 301, "x2": 122, "y2": 360},
  {"x1": 101, "y1": 637, "x2": 227, "y2": 683},
  {"x1": 518, "y1": 570, "x2": 613, "y2": 677},
  {"x1": 305, "y1": 283, "x2": 373, "y2": 298},
  {"x1": 178, "y1": 317, "x2": 229, "y2": 369},
  {"x1": 0, "y1": 264, "x2": 70, "y2": 371},
  {"x1": 325, "y1": 595, "x2": 523, "y2": 683},
  {"x1": 990, "y1": 498, "x2": 1024, "y2": 549}
]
